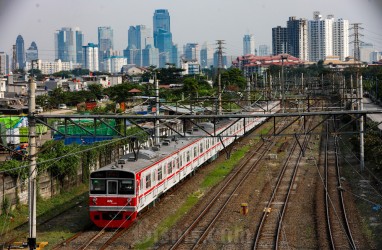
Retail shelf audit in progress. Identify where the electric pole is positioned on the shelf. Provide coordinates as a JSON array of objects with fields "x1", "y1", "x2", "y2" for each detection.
[
  {"x1": 216, "y1": 40, "x2": 225, "y2": 115},
  {"x1": 28, "y1": 61, "x2": 37, "y2": 250},
  {"x1": 350, "y1": 23, "x2": 363, "y2": 62}
]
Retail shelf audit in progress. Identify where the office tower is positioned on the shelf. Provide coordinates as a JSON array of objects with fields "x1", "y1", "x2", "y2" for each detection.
[
  {"x1": 55, "y1": 27, "x2": 84, "y2": 64},
  {"x1": 359, "y1": 43, "x2": 374, "y2": 63},
  {"x1": 243, "y1": 34, "x2": 256, "y2": 55},
  {"x1": 153, "y1": 9, "x2": 175, "y2": 67},
  {"x1": 333, "y1": 18, "x2": 349, "y2": 61},
  {"x1": 200, "y1": 43, "x2": 214, "y2": 68},
  {"x1": 126, "y1": 25, "x2": 154, "y2": 66},
  {"x1": 82, "y1": 43, "x2": 99, "y2": 72},
  {"x1": 26, "y1": 42, "x2": 39, "y2": 62},
  {"x1": 184, "y1": 43, "x2": 200, "y2": 62},
  {"x1": 153, "y1": 9, "x2": 171, "y2": 47},
  {"x1": 16, "y1": 35, "x2": 25, "y2": 69},
  {"x1": 308, "y1": 12, "x2": 333, "y2": 62},
  {"x1": 98, "y1": 26, "x2": 114, "y2": 67},
  {"x1": 172, "y1": 44, "x2": 179, "y2": 67},
  {"x1": 272, "y1": 26, "x2": 288, "y2": 55},
  {"x1": 0, "y1": 52, "x2": 9, "y2": 75},
  {"x1": 258, "y1": 45, "x2": 270, "y2": 56},
  {"x1": 287, "y1": 16, "x2": 308, "y2": 61},
  {"x1": 142, "y1": 45, "x2": 160, "y2": 67}
]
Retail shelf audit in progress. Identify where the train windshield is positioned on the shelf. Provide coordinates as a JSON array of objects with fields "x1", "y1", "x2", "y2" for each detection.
[{"x1": 90, "y1": 178, "x2": 135, "y2": 195}]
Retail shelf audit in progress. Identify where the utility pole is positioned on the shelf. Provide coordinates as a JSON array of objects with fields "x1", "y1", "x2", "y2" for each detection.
[
  {"x1": 12, "y1": 45, "x2": 17, "y2": 72},
  {"x1": 216, "y1": 40, "x2": 225, "y2": 115},
  {"x1": 281, "y1": 54, "x2": 288, "y2": 113},
  {"x1": 350, "y1": 23, "x2": 363, "y2": 62},
  {"x1": 155, "y1": 72, "x2": 160, "y2": 145},
  {"x1": 359, "y1": 74, "x2": 365, "y2": 171},
  {"x1": 28, "y1": 61, "x2": 37, "y2": 250}
]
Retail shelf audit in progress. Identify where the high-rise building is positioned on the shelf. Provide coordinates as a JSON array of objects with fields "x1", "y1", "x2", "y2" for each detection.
[
  {"x1": 126, "y1": 25, "x2": 154, "y2": 66},
  {"x1": 243, "y1": 34, "x2": 256, "y2": 55},
  {"x1": 359, "y1": 43, "x2": 374, "y2": 63},
  {"x1": 272, "y1": 26, "x2": 288, "y2": 55},
  {"x1": 153, "y1": 9, "x2": 171, "y2": 47},
  {"x1": 184, "y1": 43, "x2": 200, "y2": 62},
  {"x1": 142, "y1": 45, "x2": 160, "y2": 67},
  {"x1": 308, "y1": 12, "x2": 333, "y2": 62},
  {"x1": 55, "y1": 27, "x2": 84, "y2": 64},
  {"x1": 287, "y1": 17, "x2": 308, "y2": 61},
  {"x1": 258, "y1": 45, "x2": 270, "y2": 56},
  {"x1": 98, "y1": 26, "x2": 114, "y2": 59},
  {"x1": 26, "y1": 42, "x2": 38, "y2": 62},
  {"x1": 200, "y1": 43, "x2": 214, "y2": 68},
  {"x1": 0, "y1": 52, "x2": 9, "y2": 75},
  {"x1": 82, "y1": 43, "x2": 99, "y2": 72},
  {"x1": 153, "y1": 9, "x2": 175, "y2": 67},
  {"x1": 16, "y1": 35, "x2": 25, "y2": 69},
  {"x1": 333, "y1": 18, "x2": 349, "y2": 61}
]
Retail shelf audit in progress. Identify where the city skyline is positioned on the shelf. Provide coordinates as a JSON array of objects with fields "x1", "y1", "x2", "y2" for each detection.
[{"x1": 0, "y1": 0, "x2": 381, "y2": 61}]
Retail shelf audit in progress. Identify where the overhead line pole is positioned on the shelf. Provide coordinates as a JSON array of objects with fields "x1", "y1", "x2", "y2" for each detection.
[
  {"x1": 217, "y1": 40, "x2": 225, "y2": 115},
  {"x1": 28, "y1": 61, "x2": 37, "y2": 250}
]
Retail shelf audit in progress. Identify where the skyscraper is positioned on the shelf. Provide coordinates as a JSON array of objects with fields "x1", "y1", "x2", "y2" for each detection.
[
  {"x1": 184, "y1": 43, "x2": 200, "y2": 62},
  {"x1": 258, "y1": 45, "x2": 270, "y2": 56},
  {"x1": 16, "y1": 35, "x2": 25, "y2": 69},
  {"x1": 333, "y1": 18, "x2": 349, "y2": 61},
  {"x1": 272, "y1": 26, "x2": 288, "y2": 55},
  {"x1": 0, "y1": 52, "x2": 9, "y2": 75},
  {"x1": 153, "y1": 9, "x2": 171, "y2": 47},
  {"x1": 200, "y1": 43, "x2": 214, "y2": 68},
  {"x1": 82, "y1": 43, "x2": 99, "y2": 72},
  {"x1": 98, "y1": 26, "x2": 114, "y2": 59},
  {"x1": 26, "y1": 42, "x2": 38, "y2": 62},
  {"x1": 55, "y1": 27, "x2": 84, "y2": 64},
  {"x1": 308, "y1": 12, "x2": 333, "y2": 62},
  {"x1": 153, "y1": 9, "x2": 175, "y2": 67},
  {"x1": 126, "y1": 25, "x2": 154, "y2": 66},
  {"x1": 243, "y1": 34, "x2": 256, "y2": 55},
  {"x1": 287, "y1": 17, "x2": 308, "y2": 61}
]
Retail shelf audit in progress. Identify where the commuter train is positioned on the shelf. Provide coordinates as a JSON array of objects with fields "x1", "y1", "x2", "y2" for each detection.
[{"x1": 89, "y1": 101, "x2": 280, "y2": 228}]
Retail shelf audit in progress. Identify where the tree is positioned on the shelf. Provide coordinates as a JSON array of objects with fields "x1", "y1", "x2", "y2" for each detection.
[
  {"x1": 87, "y1": 84, "x2": 104, "y2": 100},
  {"x1": 220, "y1": 68, "x2": 246, "y2": 90}
]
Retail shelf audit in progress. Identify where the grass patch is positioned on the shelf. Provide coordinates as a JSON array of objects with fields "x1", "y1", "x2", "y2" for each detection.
[
  {"x1": 135, "y1": 144, "x2": 252, "y2": 248},
  {"x1": 0, "y1": 184, "x2": 88, "y2": 235}
]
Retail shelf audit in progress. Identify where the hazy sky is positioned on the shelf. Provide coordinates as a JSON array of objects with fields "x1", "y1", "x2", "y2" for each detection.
[{"x1": 0, "y1": 0, "x2": 381, "y2": 60}]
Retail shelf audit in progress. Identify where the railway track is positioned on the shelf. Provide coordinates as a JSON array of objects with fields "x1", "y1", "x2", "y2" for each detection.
[
  {"x1": 253, "y1": 116, "x2": 314, "y2": 249},
  {"x1": 168, "y1": 119, "x2": 292, "y2": 250},
  {"x1": 324, "y1": 120, "x2": 357, "y2": 249}
]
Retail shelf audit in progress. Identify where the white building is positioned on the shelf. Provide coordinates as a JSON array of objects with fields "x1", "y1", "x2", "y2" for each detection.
[
  {"x1": 104, "y1": 56, "x2": 128, "y2": 73},
  {"x1": 200, "y1": 43, "x2": 214, "y2": 68},
  {"x1": 243, "y1": 34, "x2": 256, "y2": 55},
  {"x1": 25, "y1": 59, "x2": 81, "y2": 74},
  {"x1": 181, "y1": 60, "x2": 200, "y2": 75},
  {"x1": 0, "y1": 77, "x2": 6, "y2": 98},
  {"x1": 359, "y1": 43, "x2": 374, "y2": 63},
  {"x1": 333, "y1": 18, "x2": 349, "y2": 61},
  {"x1": 0, "y1": 52, "x2": 9, "y2": 75},
  {"x1": 83, "y1": 43, "x2": 99, "y2": 72},
  {"x1": 308, "y1": 12, "x2": 333, "y2": 62}
]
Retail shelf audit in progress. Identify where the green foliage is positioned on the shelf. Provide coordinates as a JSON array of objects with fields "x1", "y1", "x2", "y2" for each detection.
[
  {"x1": 103, "y1": 82, "x2": 144, "y2": 103},
  {"x1": 220, "y1": 68, "x2": 247, "y2": 90},
  {"x1": 87, "y1": 84, "x2": 104, "y2": 100},
  {"x1": 0, "y1": 160, "x2": 28, "y2": 179}
]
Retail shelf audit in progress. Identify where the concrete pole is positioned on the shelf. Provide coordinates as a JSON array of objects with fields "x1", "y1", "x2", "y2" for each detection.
[
  {"x1": 360, "y1": 75, "x2": 364, "y2": 171},
  {"x1": 28, "y1": 71, "x2": 37, "y2": 250},
  {"x1": 247, "y1": 77, "x2": 251, "y2": 107},
  {"x1": 155, "y1": 73, "x2": 160, "y2": 145}
]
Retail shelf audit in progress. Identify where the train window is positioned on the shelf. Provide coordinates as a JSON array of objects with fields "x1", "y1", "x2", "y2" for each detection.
[
  {"x1": 119, "y1": 179, "x2": 134, "y2": 195},
  {"x1": 200, "y1": 143, "x2": 203, "y2": 153},
  {"x1": 158, "y1": 167, "x2": 163, "y2": 181},
  {"x1": 90, "y1": 179, "x2": 106, "y2": 194},
  {"x1": 107, "y1": 180, "x2": 118, "y2": 195},
  {"x1": 194, "y1": 147, "x2": 197, "y2": 157},
  {"x1": 186, "y1": 151, "x2": 190, "y2": 162},
  {"x1": 146, "y1": 175, "x2": 151, "y2": 189},
  {"x1": 167, "y1": 163, "x2": 172, "y2": 174},
  {"x1": 179, "y1": 156, "x2": 183, "y2": 168}
]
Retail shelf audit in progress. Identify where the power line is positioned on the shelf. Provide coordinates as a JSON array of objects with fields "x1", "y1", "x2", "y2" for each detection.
[{"x1": 350, "y1": 23, "x2": 364, "y2": 61}]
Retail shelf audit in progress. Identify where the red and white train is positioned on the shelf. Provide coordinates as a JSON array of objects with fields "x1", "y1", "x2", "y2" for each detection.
[{"x1": 89, "y1": 101, "x2": 279, "y2": 228}]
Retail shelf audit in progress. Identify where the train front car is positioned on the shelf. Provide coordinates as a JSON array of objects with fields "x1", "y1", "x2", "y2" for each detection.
[{"x1": 89, "y1": 162, "x2": 138, "y2": 228}]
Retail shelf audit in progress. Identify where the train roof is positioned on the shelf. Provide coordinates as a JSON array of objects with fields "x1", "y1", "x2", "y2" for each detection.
[{"x1": 91, "y1": 101, "x2": 280, "y2": 176}]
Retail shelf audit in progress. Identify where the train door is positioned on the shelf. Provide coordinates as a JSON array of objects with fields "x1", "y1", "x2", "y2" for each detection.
[{"x1": 107, "y1": 180, "x2": 118, "y2": 195}]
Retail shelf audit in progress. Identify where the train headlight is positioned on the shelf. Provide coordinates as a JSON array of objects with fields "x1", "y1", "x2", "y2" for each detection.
[{"x1": 92, "y1": 197, "x2": 97, "y2": 205}]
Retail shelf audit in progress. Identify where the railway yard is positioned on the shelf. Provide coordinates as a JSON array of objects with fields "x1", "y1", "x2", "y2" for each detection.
[{"x1": 2, "y1": 101, "x2": 381, "y2": 249}]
